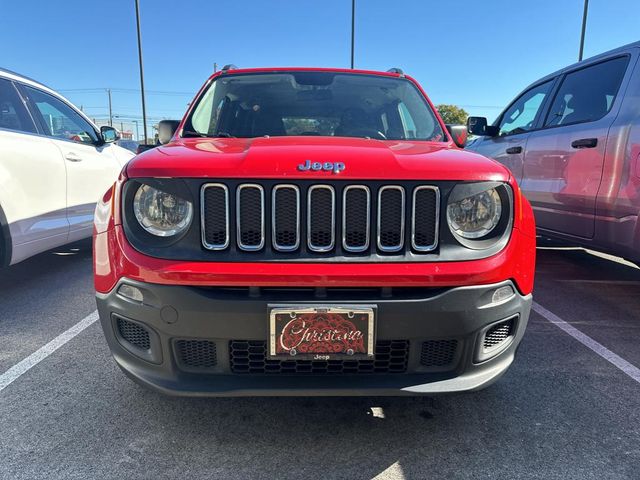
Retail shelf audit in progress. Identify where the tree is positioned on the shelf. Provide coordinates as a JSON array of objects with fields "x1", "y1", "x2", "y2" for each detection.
[{"x1": 436, "y1": 104, "x2": 468, "y2": 125}]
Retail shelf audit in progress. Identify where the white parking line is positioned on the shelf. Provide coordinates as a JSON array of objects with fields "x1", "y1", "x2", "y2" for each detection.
[
  {"x1": 532, "y1": 302, "x2": 640, "y2": 385},
  {"x1": 0, "y1": 310, "x2": 99, "y2": 393}
]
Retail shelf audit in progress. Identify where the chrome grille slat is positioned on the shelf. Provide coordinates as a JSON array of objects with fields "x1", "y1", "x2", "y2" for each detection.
[
  {"x1": 377, "y1": 186, "x2": 405, "y2": 252},
  {"x1": 201, "y1": 183, "x2": 229, "y2": 250},
  {"x1": 236, "y1": 184, "x2": 265, "y2": 251},
  {"x1": 307, "y1": 185, "x2": 335, "y2": 252},
  {"x1": 411, "y1": 186, "x2": 440, "y2": 252},
  {"x1": 272, "y1": 185, "x2": 300, "y2": 251},
  {"x1": 343, "y1": 185, "x2": 370, "y2": 252}
]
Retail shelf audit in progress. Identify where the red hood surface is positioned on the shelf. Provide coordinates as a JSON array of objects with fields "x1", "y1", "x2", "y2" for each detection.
[{"x1": 126, "y1": 137, "x2": 510, "y2": 182}]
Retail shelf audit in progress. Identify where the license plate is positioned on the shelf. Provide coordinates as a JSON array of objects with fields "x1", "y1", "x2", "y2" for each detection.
[{"x1": 269, "y1": 305, "x2": 375, "y2": 360}]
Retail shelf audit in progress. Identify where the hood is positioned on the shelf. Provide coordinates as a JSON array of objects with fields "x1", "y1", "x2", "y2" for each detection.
[
  {"x1": 126, "y1": 136, "x2": 510, "y2": 182},
  {"x1": 109, "y1": 143, "x2": 136, "y2": 168}
]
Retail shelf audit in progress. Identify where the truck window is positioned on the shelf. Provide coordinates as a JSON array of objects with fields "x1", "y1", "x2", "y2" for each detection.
[
  {"x1": 544, "y1": 56, "x2": 629, "y2": 127},
  {"x1": 498, "y1": 80, "x2": 554, "y2": 136}
]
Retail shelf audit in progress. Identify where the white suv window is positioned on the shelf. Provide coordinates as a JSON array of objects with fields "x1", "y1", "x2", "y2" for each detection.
[
  {"x1": 24, "y1": 86, "x2": 98, "y2": 145},
  {"x1": 0, "y1": 78, "x2": 36, "y2": 134}
]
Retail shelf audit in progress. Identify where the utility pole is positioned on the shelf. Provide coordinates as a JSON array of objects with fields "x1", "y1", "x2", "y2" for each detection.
[
  {"x1": 214, "y1": 62, "x2": 218, "y2": 73},
  {"x1": 135, "y1": 0, "x2": 149, "y2": 144},
  {"x1": 350, "y1": 0, "x2": 355, "y2": 69},
  {"x1": 107, "y1": 89, "x2": 113, "y2": 126},
  {"x1": 578, "y1": 0, "x2": 589, "y2": 61}
]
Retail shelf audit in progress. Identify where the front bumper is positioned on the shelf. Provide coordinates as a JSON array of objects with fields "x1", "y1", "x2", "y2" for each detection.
[{"x1": 96, "y1": 279, "x2": 532, "y2": 396}]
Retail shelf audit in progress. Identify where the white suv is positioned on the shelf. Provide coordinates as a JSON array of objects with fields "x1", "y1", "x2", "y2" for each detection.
[{"x1": 0, "y1": 68, "x2": 134, "y2": 266}]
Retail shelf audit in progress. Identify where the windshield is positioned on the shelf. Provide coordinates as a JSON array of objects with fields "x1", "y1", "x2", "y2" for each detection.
[{"x1": 184, "y1": 71, "x2": 445, "y2": 141}]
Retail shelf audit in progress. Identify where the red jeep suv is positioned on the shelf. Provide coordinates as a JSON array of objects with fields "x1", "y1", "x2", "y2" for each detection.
[{"x1": 93, "y1": 67, "x2": 536, "y2": 396}]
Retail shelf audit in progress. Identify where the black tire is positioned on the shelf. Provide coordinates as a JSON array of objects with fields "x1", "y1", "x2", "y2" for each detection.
[{"x1": 0, "y1": 204, "x2": 11, "y2": 267}]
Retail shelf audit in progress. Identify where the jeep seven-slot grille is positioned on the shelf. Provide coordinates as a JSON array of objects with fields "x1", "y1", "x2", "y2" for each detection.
[
  {"x1": 229, "y1": 340, "x2": 409, "y2": 374},
  {"x1": 201, "y1": 183, "x2": 439, "y2": 256}
]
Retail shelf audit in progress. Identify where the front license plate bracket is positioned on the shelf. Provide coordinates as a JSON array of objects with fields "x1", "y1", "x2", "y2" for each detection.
[{"x1": 268, "y1": 305, "x2": 376, "y2": 360}]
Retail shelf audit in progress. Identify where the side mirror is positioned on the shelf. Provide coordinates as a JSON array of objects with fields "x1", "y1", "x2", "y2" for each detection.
[
  {"x1": 446, "y1": 124, "x2": 468, "y2": 148},
  {"x1": 100, "y1": 126, "x2": 119, "y2": 144},
  {"x1": 467, "y1": 116, "x2": 499, "y2": 137},
  {"x1": 158, "y1": 120, "x2": 180, "y2": 145}
]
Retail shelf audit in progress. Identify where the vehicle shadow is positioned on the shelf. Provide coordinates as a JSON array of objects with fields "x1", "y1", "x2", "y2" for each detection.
[
  {"x1": 536, "y1": 241, "x2": 640, "y2": 282},
  {"x1": 0, "y1": 239, "x2": 93, "y2": 296}
]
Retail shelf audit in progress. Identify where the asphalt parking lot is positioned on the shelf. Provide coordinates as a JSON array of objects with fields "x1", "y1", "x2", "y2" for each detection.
[{"x1": 0, "y1": 240, "x2": 639, "y2": 480}]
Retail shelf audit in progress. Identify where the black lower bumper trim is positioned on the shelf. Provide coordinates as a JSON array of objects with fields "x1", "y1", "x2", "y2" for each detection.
[{"x1": 96, "y1": 279, "x2": 532, "y2": 396}]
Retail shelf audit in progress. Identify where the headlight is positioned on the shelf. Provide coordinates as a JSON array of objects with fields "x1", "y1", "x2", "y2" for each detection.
[
  {"x1": 447, "y1": 187, "x2": 502, "y2": 239},
  {"x1": 133, "y1": 184, "x2": 193, "y2": 237}
]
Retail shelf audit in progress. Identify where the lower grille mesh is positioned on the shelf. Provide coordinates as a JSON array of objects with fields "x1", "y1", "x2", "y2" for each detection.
[
  {"x1": 420, "y1": 339, "x2": 458, "y2": 367},
  {"x1": 175, "y1": 339, "x2": 218, "y2": 370},
  {"x1": 229, "y1": 340, "x2": 409, "y2": 374},
  {"x1": 116, "y1": 318, "x2": 150, "y2": 351},
  {"x1": 484, "y1": 319, "x2": 515, "y2": 349}
]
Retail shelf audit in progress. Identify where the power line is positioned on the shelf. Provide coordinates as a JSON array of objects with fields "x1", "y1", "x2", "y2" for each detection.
[
  {"x1": 458, "y1": 105, "x2": 504, "y2": 109},
  {"x1": 57, "y1": 87, "x2": 194, "y2": 96}
]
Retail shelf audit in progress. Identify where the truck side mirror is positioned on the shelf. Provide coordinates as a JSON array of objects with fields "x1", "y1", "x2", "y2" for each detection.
[
  {"x1": 446, "y1": 124, "x2": 468, "y2": 148},
  {"x1": 467, "y1": 116, "x2": 499, "y2": 137},
  {"x1": 158, "y1": 120, "x2": 180, "y2": 145}
]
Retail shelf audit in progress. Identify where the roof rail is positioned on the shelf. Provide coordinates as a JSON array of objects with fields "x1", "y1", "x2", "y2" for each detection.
[
  {"x1": 386, "y1": 67, "x2": 405, "y2": 76},
  {"x1": 221, "y1": 64, "x2": 238, "y2": 73},
  {"x1": 0, "y1": 67, "x2": 44, "y2": 86}
]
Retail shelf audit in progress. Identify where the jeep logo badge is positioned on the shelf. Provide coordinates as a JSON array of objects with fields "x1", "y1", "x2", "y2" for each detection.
[{"x1": 298, "y1": 160, "x2": 345, "y2": 174}]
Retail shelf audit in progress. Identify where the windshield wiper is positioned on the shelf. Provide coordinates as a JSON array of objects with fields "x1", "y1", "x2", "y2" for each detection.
[
  {"x1": 181, "y1": 130, "x2": 236, "y2": 139},
  {"x1": 182, "y1": 130, "x2": 208, "y2": 138}
]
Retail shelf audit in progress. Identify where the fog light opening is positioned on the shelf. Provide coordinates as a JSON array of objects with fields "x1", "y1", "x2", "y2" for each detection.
[
  {"x1": 491, "y1": 285, "x2": 515, "y2": 305},
  {"x1": 118, "y1": 284, "x2": 144, "y2": 303}
]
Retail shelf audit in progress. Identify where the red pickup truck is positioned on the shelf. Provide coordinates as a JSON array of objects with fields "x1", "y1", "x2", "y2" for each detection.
[{"x1": 93, "y1": 67, "x2": 536, "y2": 396}]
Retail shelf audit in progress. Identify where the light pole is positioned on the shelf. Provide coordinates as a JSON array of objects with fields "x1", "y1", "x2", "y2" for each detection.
[
  {"x1": 107, "y1": 88, "x2": 113, "y2": 126},
  {"x1": 350, "y1": 0, "x2": 355, "y2": 69},
  {"x1": 133, "y1": 120, "x2": 140, "y2": 141},
  {"x1": 578, "y1": 0, "x2": 589, "y2": 61},
  {"x1": 135, "y1": 0, "x2": 149, "y2": 144}
]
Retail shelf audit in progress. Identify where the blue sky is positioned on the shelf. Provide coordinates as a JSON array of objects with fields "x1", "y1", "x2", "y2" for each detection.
[{"x1": 1, "y1": 0, "x2": 639, "y2": 138}]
